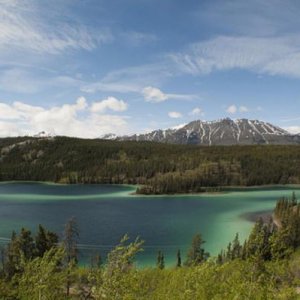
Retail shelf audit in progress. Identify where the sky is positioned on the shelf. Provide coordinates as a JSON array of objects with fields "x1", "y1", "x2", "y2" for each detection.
[{"x1": 1, "y1": 0, "x2": 300, "y2": 137}]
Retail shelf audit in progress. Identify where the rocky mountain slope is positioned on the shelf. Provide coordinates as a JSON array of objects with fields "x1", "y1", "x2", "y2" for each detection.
[{"x1": 114, "y1": 118, "x2": 300, "y2": 145}]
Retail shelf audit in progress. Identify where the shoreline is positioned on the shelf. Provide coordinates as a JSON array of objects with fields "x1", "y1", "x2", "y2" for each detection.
[
  {"x1": 1, "y1": 180, "x2": 300, "y2": 197},
  {"x1": 240, "y1": 210, "x2": 273, "y2": 223}
]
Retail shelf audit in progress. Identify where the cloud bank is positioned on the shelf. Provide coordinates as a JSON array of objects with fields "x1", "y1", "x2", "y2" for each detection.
[
  {"x1": 171, "y1": 35, "x2": 300, "y2": 78},
  {"x1": 0, "y1": 97, "x2": 129, "y2": 138},
  {"x1": 0, "y1": 0, "x2": 112, "y2": 55},
  {"x1": 168, "y1": 111, "x2": 182, "y2": 119}
]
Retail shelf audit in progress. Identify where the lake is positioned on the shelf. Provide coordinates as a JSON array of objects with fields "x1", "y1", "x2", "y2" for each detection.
[{"x1": 0, "y1": 182, "x2": 299, "y2": 267}]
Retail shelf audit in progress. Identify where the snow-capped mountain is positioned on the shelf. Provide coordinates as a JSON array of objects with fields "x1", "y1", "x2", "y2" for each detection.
[
  {"x1": 99, "y1": 133, "x2": 118, "y2": 140},
  {"x1": 33, "y1": 131, "x2": 54, "y2": 138},
  {"x1": 110, "y1": 118, "x2": 300, "y2": 145}
]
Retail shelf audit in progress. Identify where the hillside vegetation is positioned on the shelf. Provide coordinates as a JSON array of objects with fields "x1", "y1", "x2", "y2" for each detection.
[{"x1": 0, "y1": 136, "x2": 300, "y2": 194}]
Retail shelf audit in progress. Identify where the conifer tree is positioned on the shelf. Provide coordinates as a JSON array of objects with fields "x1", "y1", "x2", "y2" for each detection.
[
  {"x1": 270, "y1": 226, "x2": 293, "y2": 260},
  {"x1": 157, "y1": 250, "x2": 165, "y2": 270},
  {"x1": 63, "y1": 217, "x2": 79, "y2": 265},
  {"x1": 246, "y1": 218, "x2": 270, "y2": 259},
  {"x1": 216, "y1": 250, "x2": 225, "y2": 264},
  {"x1": 18, "y1": 228, "x2": 35, "y2": 260},
  {"x1": 226, "y1": 242, "x2": 232, "y2": 260},
  {"x1": 35, "y1": 225, "x2": 58, "y2": 257},
  {"x1": 5, "y1": 231, "x2": 19, "y2": 278},
  {"x1": 63, "y1": 217, "x2": 79, "y2": 296},
  {"x1": 241, "y1": 240, "x2": 247, "y2": 260},
  {"x1": 185, "y1": 233, "x2": 209, "y2": 266},
  {"x1": 176, "y1": 249, "x2": 181, "y2": 267},
  {"x1": 231, "y1": 233, "x2": 242, "y2": 259},
  {"x1": 291, "y1": 191, "x2": 297, "y2": 206},
  {"x1": 35, "y1": 225, "x2": 47, "y2": 257}
]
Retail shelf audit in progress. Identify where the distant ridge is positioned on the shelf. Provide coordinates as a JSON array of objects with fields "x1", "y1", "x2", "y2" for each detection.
[{"x1": 108, "y1": 118, "x2": 300, "y2": 145}]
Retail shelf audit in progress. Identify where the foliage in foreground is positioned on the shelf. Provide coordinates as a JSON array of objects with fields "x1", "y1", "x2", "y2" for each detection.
[{"x1": 0, "y1": 249, "x2": 299, "y2": 299}]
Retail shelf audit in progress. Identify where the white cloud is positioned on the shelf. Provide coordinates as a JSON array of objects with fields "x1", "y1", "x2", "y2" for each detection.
[
  {"x1": 226, "y1": 105, "x2": 237, "y2": 114},
  {"x1": 226, "y1": 105, "x2": 250, "y2": 114},
  {"x1": 170, "y1": 35, "x2": 300, "y2": 78},
  {"x1": 168, "y1": 111, "x2": 182, "y2": 119},
  {"x1": 142, "y1": 86, "x2": 197, "y2": 103},
  {"x1": 0, "y1": 120, "x2": 21, "y2": 137},
  {"x1": 0, "y1": 97, "x2": 128, "y2": 138},
  {"x1": 0, "y1": 1, "x2": 112, "y2": 55},
  {"x1": 284, "y1": 126, "x2": 300, "y2": 134},
  {"x1": 189, "y1": 107, "x2": 204, "y2": 116},
  {"x1": 142, "y1": 86, "x2": 168, "y2": 103},
  {"x1": 90, "y1": 97, "x2": 128, "y2": 113}
]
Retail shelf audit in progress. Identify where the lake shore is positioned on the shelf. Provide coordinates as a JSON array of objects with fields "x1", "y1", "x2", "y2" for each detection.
[
  {"x1": 134, "y1": 184, "x2": 300, "y2": 196},
  {"x1": 1, "y1": 180, "x2": 300, "y2": 197},
  {"x1": 240, "y1": 210, "x2": 273, "y2": 223}
]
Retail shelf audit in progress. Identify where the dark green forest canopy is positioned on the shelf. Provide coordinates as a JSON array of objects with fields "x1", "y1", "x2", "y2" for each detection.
[{"x1": 1, "y1": 136, "x2": 300, "y2": 194}]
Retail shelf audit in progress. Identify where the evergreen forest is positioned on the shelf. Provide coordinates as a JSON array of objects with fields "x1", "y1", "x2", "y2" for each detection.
[{"x1": 1, "y1": 137, "x2": 300, "y2": 194}]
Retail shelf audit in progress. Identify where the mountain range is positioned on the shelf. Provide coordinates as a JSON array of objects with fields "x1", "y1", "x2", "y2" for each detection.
[{"x1": 104, "y1": 118, "x2": 300, "y2": 145}]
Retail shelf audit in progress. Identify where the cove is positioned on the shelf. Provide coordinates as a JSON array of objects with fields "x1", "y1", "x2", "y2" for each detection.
[{"x1": 0, "y1": 182, "x2": 299, "y2": 267}]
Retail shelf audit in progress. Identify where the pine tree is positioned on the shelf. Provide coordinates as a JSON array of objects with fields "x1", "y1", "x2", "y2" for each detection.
[
  {"x1": 35, "y1": 225, "x2": 47, "y2": 257},
  {"x1": 5, "y1": 231, "x2": 19, "y2": 278},
  {"x1": 176, "y1": 249, "x2": 181, "y2": 267},
  {"x1": 226, "y1": 242, "x2": 232, "y2": 260},
  {"x1": 63, "y1": 217, "x2": 79, "y2": 265},
  {"x1": 185, "y1": 233, "x2": 209, "y2": 266},
  {"x1": 63, "y1": 217, "x2": 79, "y2": 296},
  {"x1": 246, "y1": 218, "x2": 272, "y2": 260},
  {"x1": 35, "y1": 225, "x2": 58, "y2": 257},
  {"x1": 231, "y1": 233, "x2": 242, "y2": 259},
  {"x1": 291, "y1": 191, "x2": 297, "y2": 206},
  {"x1": 18, "y1": 228, "x2": 35, "y2": 260},
  {"x1": 241, "y1": 240, "x2": 247, "y2": 260},
  {"x1": 216, "y1": 250, "x2": 225, "y2": 264},
  {"x1": 157, "y1": 250, "x2": 165, "y2": 270},
  {"x1": 270, "y1": 226, "x2": 293, "y2": 260}
]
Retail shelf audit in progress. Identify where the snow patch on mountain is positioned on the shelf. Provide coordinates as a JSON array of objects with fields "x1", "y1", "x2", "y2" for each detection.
[{"x1": 112, "y1": 118, "x2": 299, "y2": 145}]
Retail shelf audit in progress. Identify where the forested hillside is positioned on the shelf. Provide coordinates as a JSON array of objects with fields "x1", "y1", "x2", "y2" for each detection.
[{"x1": 0, "y1": 136, "x2": 300, "y2": 194}]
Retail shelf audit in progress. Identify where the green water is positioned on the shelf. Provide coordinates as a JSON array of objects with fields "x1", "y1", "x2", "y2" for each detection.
[{"x1": 0, "y1": 182, "x2": 299, "y2": 267}]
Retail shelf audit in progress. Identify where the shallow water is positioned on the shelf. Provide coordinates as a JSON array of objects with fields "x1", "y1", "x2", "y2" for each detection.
[{"x1": 0, "y1": 182, "x2": 299, "y2": 267}]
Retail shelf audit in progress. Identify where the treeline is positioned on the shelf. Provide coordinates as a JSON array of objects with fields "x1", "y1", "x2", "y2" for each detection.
[
  {"x1": 1, "y1": 195, "x2": 300, "y2": 298},
  {"x1": 1, "y1": 137, "x2": 300, "y2": 194},
  {"x1": 218, "y1": 193, "x2": 300, "y2": 264}
]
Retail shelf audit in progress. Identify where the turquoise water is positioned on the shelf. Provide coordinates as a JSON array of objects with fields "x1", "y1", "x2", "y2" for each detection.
[{"x1": 0, "y1": 182, "x2": 299, "y2": 267}]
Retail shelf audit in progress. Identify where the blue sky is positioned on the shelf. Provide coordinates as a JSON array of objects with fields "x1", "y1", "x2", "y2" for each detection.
[{"x1": 1, "y1": 0, "x2": 300, "y2": 137}]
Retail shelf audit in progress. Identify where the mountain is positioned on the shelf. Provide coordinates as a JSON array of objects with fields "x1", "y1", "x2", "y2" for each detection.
[
  {"x1": 99, "y1": 133, "x2": 118, "y2": 140},
  {"x1": 33, "y1": 131, "x2": 54, "y2": 138},
  {"x1": 114, "y1": 118, "x2": 300, "y2": 145}
]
